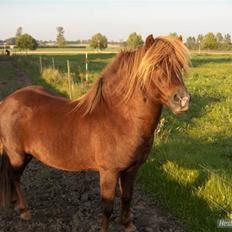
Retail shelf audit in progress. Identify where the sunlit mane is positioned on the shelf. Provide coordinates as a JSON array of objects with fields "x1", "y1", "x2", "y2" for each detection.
[{"x1": 72, "y1": 36, "x2": 190, "y2": 115}]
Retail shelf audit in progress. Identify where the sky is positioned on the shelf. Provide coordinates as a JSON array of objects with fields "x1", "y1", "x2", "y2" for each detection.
[{"x1": 1, "y1": 0, "x2": 232, "y2": 41}]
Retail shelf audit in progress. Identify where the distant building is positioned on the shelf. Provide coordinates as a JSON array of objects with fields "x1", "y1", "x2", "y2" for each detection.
[{"x1": 4, "y1": 37, "x2": 16, "y2": 46}]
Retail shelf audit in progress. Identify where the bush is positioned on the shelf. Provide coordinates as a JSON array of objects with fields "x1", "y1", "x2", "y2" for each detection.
[
  {"x1": 89, "y1": 33, "x2": 108, "y2": 50},
  {"x1": 202, "y1": 33, "x2": 218, "y2": 50},
  {"x1": 126, "y1": 32, "x2": 144, "y2": 49},
  {"x1": 16, "y1": 34, "x2": 38, "y2": 50},
  {"x1": 42, "y1": 68, "x2": 63, "y2": 84}
]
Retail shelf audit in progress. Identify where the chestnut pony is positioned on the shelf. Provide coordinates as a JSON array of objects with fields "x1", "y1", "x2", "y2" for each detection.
[{"x1": 0, "y1": 35, "x2": 190, "y2": 232}]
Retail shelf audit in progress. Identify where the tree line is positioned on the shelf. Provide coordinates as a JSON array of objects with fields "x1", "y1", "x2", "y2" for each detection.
[
  {"x1": 2, "y1": 26, "x2": 232, "y2": 51},
  {"x1": 2, "y1": 27, "x2": 144, "y2": 51},
  {"x1": 185, "y1": 32, "x2": 232, "y2": 50}
]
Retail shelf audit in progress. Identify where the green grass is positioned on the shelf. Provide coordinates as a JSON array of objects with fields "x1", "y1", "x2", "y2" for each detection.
[
  {"x1": 14, "y1": 53, "x2": 115, "y2": 98},
  {"x1": 3, "y1": 53, "x2": 232, "y2": 231},
  {"x1": 138, "y1": 54, "x2": 232, "y2": 232},
  {"x1": 0, "y1": 56, "x2": 30, "y2": 96}
]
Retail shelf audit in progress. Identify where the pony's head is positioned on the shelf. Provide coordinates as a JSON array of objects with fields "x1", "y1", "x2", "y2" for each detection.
[
  {"x1": 131, "y1": 34, "x2": 191, "y2": 115},
  {"x1": 73, "y1": 34, "x2": 191, "y2": 116}
]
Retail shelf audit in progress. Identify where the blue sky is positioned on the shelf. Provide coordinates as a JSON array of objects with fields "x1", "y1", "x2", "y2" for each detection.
[{"x1": 1, "y1": 0, "x2": 232, "y2": 41}]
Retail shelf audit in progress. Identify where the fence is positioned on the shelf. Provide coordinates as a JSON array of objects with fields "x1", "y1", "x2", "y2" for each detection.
[{"x1": 39, "y1": 54, "x2": 90, "y2": 99}]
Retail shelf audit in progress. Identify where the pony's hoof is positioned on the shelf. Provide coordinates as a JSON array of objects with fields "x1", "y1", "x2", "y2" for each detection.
[
  {"x1": 125, "y1": 222, "x2": 137, "y2": 232},
  {"x1": 20, "y1": 211, "x2": 31, "y2": 220},
  {"x1": 13, "y1": 202, "x2": 19, "y2": 211}
]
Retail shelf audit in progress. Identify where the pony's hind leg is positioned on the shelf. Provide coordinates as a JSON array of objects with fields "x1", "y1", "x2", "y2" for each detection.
[
  {"x1": 14, "y1": 179, "x2": 31, "y2": 220},
  {"x1": 6, "y1": 150, "x2": 32, "y2": 220}
]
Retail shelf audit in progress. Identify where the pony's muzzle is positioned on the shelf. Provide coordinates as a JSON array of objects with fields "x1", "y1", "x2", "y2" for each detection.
[{"x1": 170, "y1": 90, "x2": 191, "y2": 114}]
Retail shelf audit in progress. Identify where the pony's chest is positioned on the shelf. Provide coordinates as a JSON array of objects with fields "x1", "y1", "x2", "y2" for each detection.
[
  {"x1": 134, "y1": 135, "x2": 154, "y2": 162},
  {"x1": 116, "y1": 134, "x2": 154, "y2": 171}
]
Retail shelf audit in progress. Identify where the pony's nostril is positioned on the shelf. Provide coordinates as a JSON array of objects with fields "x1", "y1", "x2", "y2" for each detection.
[{"x1": 173, "y1": 94, "x2": 180, "y2": 103}]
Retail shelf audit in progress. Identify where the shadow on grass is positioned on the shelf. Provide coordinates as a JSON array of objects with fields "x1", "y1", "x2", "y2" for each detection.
[
  {"x1": 180, "y1": 93, "x2": 222, "y2": 122},
  {"x1": 191, "y1": 55, "x2": 232, "y2": 67},
  {"x1": 158, "y1": 90, "x2": 231, "y2": 172},
  {"x1": 140, "y1": 120, "x2": 232, "y2": 231},
  {"x1": 161, "y1": 92, "x2": 224, "y2": 135},
  {"x1": 12, "y1": 54, "x2": 115, "y2": 98},
  {"x1": 14, "y1": 53, "x2": 116, "y2": 96},
  {"x1": 138, "y1": 160, "x2": 227, "y2": 232},
  {"x1": 139, "y1": 89, "x2": 232, "y2": 231},
  {"x1": 17, "y1": 56, "x2": 70, "y2": 97}
]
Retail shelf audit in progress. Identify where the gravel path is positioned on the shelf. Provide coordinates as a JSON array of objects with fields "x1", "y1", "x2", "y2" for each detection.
[
  {"x1": 0, "y1": 57, "x2": 185, "y2": 232},
  {"x1": 0, "y1": 160, "x2": 184, "y2": 232}
]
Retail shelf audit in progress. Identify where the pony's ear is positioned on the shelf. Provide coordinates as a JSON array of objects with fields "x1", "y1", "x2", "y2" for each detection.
[
  {"x1": 178, "y1": 35, "x2": 183, "y2": 42},
  {"x1": 144, "y1": 34, "x2": 155, "y2": 51}
]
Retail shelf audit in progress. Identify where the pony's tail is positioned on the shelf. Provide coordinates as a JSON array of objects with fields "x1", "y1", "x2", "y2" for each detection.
[
  {"x1": 0, "y1": 100, "x2": 15, "y2": 208},
  {"x1": 0, "y1": 143, "x2": 15, "y2": 208}
]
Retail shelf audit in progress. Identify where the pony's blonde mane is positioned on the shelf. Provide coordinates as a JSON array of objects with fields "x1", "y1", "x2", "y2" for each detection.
[{"x1": 72, "y1": 36, "x2": 190, "y2": 115}]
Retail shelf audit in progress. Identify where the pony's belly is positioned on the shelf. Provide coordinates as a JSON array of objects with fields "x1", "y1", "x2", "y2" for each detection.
[{"x1": 28, "y1": 149, "x2": 98, "y2": 172}]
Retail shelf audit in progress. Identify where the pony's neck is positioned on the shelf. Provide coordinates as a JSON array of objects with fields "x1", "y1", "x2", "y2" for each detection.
[
  {"x1": 75, "y1": 49, "x2": 163, "y2": 137},
  {"x1": 125, "y1": 87, "x2": 163, "y2": 138},
  {"x1": 102, "y1": 55, "x2": 163, "y2": 137}
]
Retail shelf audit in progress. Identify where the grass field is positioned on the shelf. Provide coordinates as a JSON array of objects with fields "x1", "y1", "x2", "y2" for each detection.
[
  {"x1": 139, "y1": 54, "x2": 232, "y2": 232},
  {"x1": 1, "y1": 53, "x2": 232, "y2": 232}
]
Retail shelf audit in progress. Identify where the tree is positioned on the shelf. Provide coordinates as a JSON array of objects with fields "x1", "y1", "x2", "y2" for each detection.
[
  {"x1": 126, "y1": 32, "x2": 143, "y2": 49},
  {"x1": 16, "y1": 33, "x2": 38, "y2": 50},
  {"x1": 56, "y1": 26, "x2": 66, "y2": 48},
  {"x1": 89, "y1": 33, "x2": 108, "y2": 50},
  {"x1": 169, "y1": 32, "x2": 178, "y2": 37},
  {"x1": 216, "y1": 32, "x2": 223, "y2": 43},
  {"x1": 196, "y1": 34, "x2": 204, "y2": 51},
  {"x1": 202, "y1": 33, "x2": 217, "y2": 49},
  {"x1": 224, "y1": 33, "x2": 231, "y2": 44},
  {"x1": 169, "y1": 32, "x2": 183, "y2": 42},
  {"x1": 16, "y1": 27, "x2": 23, "y2": 37},
  {"x1": 197, "y1": 34, "x2": 203, "y2": 44},
  {"x1": 185, "y1": 36, "x2": 197, "y2": 50}
]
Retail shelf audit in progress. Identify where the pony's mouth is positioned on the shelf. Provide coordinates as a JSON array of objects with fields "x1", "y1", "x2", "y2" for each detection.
[{"x1": 171, "y1": 105, "x2": 189, "y2": 115}]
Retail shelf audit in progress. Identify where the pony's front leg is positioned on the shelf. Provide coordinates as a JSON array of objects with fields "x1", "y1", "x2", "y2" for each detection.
[
  {"x1": 119, "y1": 168, "x2": 138, "y2": 232},
  {"x1": 99, "y1": 170, "x2": 118, "y2": 232}
]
